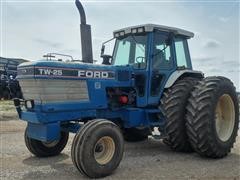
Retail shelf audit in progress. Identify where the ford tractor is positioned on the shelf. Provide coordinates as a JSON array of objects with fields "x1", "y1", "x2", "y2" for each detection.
[{"x1": 14, "y1": 0, "x2": 239, "y2": 178}]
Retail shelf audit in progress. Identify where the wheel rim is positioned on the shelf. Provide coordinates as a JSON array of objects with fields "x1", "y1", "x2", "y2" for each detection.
[
  {"x1": 94, "y1": 136, "x2": 115, "y2": 165},
  {"x1": 42, "y1": 140, "x2": 59, "y2": 148},
  {"x1": 215, "y1": 94, "x2": 235, "y2": 142}
]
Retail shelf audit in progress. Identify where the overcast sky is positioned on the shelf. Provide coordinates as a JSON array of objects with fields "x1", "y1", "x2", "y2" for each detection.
[{"x1": 1, "y1": 0, "x2": 239, "y2": 90}]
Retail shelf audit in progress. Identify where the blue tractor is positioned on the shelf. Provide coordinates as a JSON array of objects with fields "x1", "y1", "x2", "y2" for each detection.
[{"x1": 14, "y1": 0, "x2": 239, "y2": 178}]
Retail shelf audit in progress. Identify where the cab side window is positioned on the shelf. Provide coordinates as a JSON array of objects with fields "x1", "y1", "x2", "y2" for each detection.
[
  {"x1": 152, "y1": 33, "x2": 173, "y2": 70},
  {"x1": 175, "y1": 38, "x2": 190, "y2": 68},
  {"x1": 133, "y1": 42, "x2": 147, "y2": 69}
]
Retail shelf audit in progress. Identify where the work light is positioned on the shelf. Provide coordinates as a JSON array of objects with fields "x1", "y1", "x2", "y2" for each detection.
[{"x1": 25, "y1": 100, "x2": 34, "y2": 110}]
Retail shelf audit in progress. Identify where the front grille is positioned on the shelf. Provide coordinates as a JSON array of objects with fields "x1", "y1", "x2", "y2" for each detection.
[{"x1": 19, "y1": 79, "x2": 89, "y2": 104}]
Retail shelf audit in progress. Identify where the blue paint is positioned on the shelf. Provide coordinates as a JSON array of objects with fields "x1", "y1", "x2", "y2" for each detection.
[
  {"x1": 26, "y1": 122, "x2": 60, "y2": 141},
  {"x1": 15, "y1": 31, "x2": 199, "y2": 142}
]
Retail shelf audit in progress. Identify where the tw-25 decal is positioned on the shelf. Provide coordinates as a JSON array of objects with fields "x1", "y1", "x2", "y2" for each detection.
[{"x1": 17, "y1": 66, "x2": 115, "y2": 79}]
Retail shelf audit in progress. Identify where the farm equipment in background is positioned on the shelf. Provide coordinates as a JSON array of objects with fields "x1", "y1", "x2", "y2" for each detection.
[
  {"x1": 0, "y1": 75, "x2": 22, "y2": 100},
  {"x1": 14, "y1": 0, "x2": 239, "y2": 178},
  {"x1": 0, "y1": 57, "x2": 27, "y2": 100}
]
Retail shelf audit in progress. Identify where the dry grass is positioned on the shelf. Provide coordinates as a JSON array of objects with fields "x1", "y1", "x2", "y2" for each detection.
[{"x1": 0, "y1": 100, "x2": 18, "y2": 121}]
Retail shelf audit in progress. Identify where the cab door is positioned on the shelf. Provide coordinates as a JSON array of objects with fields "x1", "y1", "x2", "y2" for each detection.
[{"x1": 147, "y1": 31, "x2": 176, "y2": 105}]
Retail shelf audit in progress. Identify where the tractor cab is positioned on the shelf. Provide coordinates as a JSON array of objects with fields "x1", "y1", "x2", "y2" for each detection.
[
  {"x1": 107, "y1": 24, "x2": 193, "y2": 70},
  {"x1": 101, "y1": 24, "x2": 197, "y2": 106}
]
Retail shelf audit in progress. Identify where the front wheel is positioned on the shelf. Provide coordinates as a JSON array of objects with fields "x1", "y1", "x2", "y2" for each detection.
[
  {"x1": 24, "y1": 130, "x2": 69, "y2": 157},
  {"x1": 71, "y1": 119, "x2": 124, "y2": 178}
]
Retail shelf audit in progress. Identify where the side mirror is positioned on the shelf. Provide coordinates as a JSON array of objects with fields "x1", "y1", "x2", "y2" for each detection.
[
  {"x1": 102, "y1": 55, "x2": 112, "y2": 65},
  {"x1": 100, "y1": 37, "x2": 115, "y2": 65},
  {"x1": 100, "y1": 45, "x2": 105, "y2": 57}
]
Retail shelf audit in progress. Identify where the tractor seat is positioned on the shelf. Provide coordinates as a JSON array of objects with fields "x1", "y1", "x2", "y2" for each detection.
[{"x1": 153, "y1": 49, "x2": 169, "y2": 69}]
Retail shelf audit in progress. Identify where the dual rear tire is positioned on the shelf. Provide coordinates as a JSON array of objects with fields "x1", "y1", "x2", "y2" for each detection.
[
  {"x1": 161, "y1": 76, "x2": 239, "y2": 158},
  {"x1": 161, "y1": 77, "x2": 200, "y2": 152},
  {"x1": 186, "y1": 76, "x2": 239, "y2": 158}
]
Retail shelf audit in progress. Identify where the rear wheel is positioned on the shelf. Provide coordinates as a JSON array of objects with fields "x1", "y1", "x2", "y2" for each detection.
[
  {"x1": 71, "y1": 119, "x2": 124, "y2": 178},
  {"x1": 160, "y1": 77, "x2": 201, "y2": 152},
  {"x1": 123, "y1": 128, "x2": 150, "y2": 142},
  {"x1": 186, "y1": 76, "x2": 239, "y2": 158},
  {"x1": 24, "y1": 129, "x2": 69, "y2": 157}
]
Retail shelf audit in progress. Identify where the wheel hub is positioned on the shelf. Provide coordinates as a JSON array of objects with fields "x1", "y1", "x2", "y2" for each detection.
[
  {"x1": 94, "y1": 136, "x2": 115, "y2": 165},
  {"x1": 95, "y1": 144, "x2": 104, "y2": 153},
  {"x1": 215, "y1": 94, "x2": 235, "y2": 142}
]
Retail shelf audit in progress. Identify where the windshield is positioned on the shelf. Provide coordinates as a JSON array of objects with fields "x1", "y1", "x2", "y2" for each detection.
[{"x1": 112, "y1": 35, "x2": 148, "y2": 68}]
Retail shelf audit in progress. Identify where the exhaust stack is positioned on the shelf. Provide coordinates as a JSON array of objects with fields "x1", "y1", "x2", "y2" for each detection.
[{"x1": 75, "y1": 0, "x2": 93, "y2": 63}]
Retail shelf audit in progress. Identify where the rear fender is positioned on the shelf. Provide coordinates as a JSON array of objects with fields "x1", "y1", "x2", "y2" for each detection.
[{"x1": 164, "y1": 70, "x2": 204, "y2": 89}]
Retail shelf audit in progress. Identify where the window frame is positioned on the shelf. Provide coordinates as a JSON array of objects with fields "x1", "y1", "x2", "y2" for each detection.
[
  {"x1": 111, "y1": 34, "x2": 149, "y2": 69},
  {"x1": 151, "y1": 31, "x2": 174, "y2": 70},
  {"x1": 112, "y1": 38, "x2": 131, "y2": 66},
  {"x1": 174, "y1": 37, "x2": 192, "y2": 69}
]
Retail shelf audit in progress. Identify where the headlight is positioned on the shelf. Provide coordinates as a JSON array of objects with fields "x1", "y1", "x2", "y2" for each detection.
[
  {"x1": 25, "y1": 100, "x2": 34, "y2": 110},
  {"x1": 131, "y1": 27, "x2": 145, "y2": 34},
  {"x1": 131, "y1": 28, "x2": 137, "y2": 33},
  {"x1": 138, "y1": 27, "x2": 144, "y2": 33},
  {"x1": 114, "y1": 33, "x2": 120, "y2": 38},
  {"x1": 114, "y1": 31, "x2": 125, "y2": 38},
  {"x1": 120, "y1": 31, "x2": 125, "y2": 36}
]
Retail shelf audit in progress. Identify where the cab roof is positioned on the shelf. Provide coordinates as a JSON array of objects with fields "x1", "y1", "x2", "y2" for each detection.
[{"x1": 113, "y1": 24, "x2": 194, "y2": 38}]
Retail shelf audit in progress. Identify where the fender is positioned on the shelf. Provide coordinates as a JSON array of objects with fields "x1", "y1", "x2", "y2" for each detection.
[{"x1": 164, "y1": 69, "x2": 204, "y2": 88}]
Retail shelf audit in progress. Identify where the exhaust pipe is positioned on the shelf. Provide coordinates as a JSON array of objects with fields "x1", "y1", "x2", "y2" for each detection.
[{"x1": 75, "y1": 0, "x2": 93, "y2": 63}]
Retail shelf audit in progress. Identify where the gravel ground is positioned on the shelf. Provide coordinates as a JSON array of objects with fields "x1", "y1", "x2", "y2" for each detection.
[{"x1": 0, "y1": 101, "x2": 240, "y2": 180}]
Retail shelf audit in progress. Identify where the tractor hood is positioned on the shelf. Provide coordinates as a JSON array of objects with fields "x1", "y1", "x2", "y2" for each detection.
[
  {"x1": 18, "y1": 61, "x2": 120, "y2": 79},
  {"x1": 17, "y1": 60, "x2": 133, "y2": 113},
  {"x1": 17, "y1": 60, "x2": 134, "y2": 81}
]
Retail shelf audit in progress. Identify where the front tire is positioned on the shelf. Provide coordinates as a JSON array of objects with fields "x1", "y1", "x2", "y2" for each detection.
[
  {"x1": 24, "y1": 130, "x2": 69, "y2": 157},
  {"x1": 71, "y1": 119, "x2": 124, "y2": 178},
  {"x1": 186, "y1": 76, "x2": 239, "y2": 158}
]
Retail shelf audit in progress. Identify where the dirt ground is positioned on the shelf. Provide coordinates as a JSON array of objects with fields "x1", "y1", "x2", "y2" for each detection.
[{"x1": 0, "y1": 101, "x2": 240, "y2": 180}]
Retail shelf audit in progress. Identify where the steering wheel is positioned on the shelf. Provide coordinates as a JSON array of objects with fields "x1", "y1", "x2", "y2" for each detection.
[{"x1": 135, "y1": 56, "x2": 145, "y2": 63}]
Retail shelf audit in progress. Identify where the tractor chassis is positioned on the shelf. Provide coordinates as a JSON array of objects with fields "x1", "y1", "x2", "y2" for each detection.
[{"x1": 14, "y1": 98, "x2": 165, "y2": 142}]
